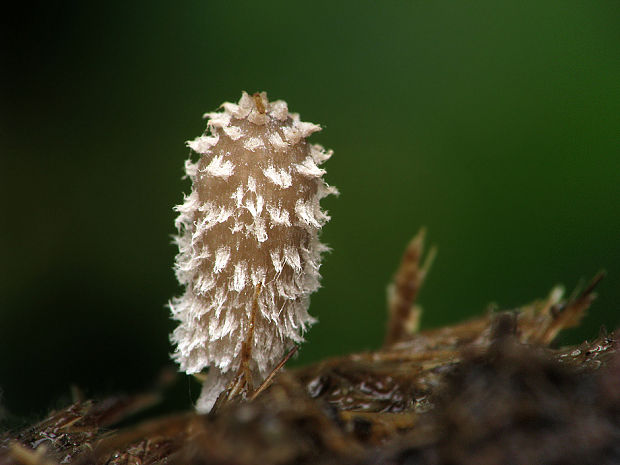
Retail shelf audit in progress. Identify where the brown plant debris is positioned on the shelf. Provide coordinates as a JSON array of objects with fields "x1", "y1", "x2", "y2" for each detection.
[
  {"x1": 1, "y1": 236, "x2": 617, "y2": 465},
  {"x1": 384, "y1": 228, "x2": 436, "y2": 347}
]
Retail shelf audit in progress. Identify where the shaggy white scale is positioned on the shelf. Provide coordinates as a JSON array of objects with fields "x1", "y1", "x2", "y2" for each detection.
[{"x1": 169, "y1": 92, "x2": 337, "y2": 412}]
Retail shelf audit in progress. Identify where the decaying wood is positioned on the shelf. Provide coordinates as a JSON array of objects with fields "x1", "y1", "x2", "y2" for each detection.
[{"x1": 1, "y1": 233, "x2": 618, "y2": 465}]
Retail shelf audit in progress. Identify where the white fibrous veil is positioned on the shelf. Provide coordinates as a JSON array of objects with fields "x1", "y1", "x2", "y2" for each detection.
[{"x1": 169, "y1": 92, "x2": 337, "y2": 412}]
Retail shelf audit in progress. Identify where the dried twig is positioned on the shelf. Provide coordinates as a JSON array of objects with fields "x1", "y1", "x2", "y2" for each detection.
[{"x1": 384, "y1": 228, "x2": 436, "y2": 347}]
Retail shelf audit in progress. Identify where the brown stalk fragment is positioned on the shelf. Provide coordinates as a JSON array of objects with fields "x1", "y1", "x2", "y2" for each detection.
[
  {"x1": 527, "y1": 270, "x2": 605, "y2": 345},
  {"x1": 384, "y1": 228, "x2": 437, "y2": 347},
  {"x1": 252, "y1": 92, "x2": 266, "y2": 114}
]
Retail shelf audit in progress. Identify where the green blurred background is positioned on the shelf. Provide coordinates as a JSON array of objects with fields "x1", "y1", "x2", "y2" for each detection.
[{"x1": 2, "y1": 1, "x2": 619, "y2": 420}]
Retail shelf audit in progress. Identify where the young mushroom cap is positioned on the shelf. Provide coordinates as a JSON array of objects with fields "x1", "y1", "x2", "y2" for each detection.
[{"x1": 169, "y1": 91, "x2": 337, "y2": 412}]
